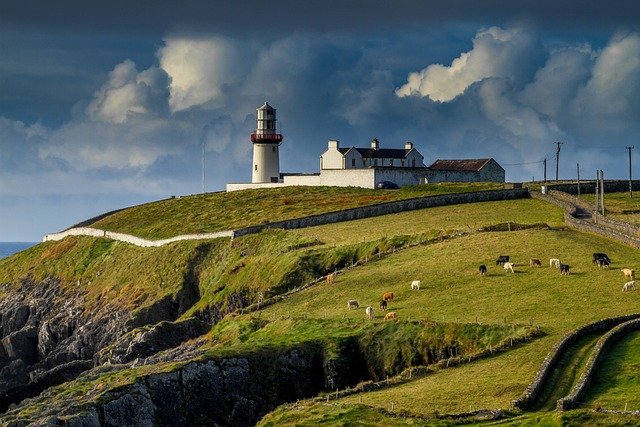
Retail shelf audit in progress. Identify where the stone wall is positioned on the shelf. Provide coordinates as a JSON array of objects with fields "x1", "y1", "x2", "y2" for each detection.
[
  {"x1": 43, "y1": 189, "x2": 529, "y2": 247},
  {"x1": 557, "y1": 318, "x2": 640, "y2": 411},
  {"x1": 43, "y1": 229, "x2": 234, "y2": 246},
  {"x1": 233, "y1": 188, "x2": 530, "y2": 237},
  {"x1": 544, "y1": 180, "x2": 640, "y2": 195},
  {"x1": 512, "y1": 314, "x2": 640, "y2": 410},
  {"x1": 531, "y1": 191, "x2": 640, "y2": 248}
]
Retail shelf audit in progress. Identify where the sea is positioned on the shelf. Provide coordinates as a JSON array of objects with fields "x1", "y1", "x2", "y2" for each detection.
[{"x1": 0, "y1": 242, "x2": 38, "y2": 260}]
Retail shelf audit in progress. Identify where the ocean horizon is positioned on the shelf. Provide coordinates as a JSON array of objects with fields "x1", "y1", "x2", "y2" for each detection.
[{"x1": 0, "y1": 242, "x2": 38, "y2": 259}]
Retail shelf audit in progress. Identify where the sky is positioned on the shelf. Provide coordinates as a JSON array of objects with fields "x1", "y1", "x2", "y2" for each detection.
[{"x1": 2, "y1": 1, "x2": 640, "y2": 241}]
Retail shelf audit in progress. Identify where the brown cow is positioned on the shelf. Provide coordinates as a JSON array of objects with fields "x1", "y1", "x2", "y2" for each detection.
[
  {"x1": 621, "y1": 268, "x2": 635, "y2": 280},
  {"x1": 530, "y1": 258, "x2": 542, "y2": 267},
  {"x1": 382, "y1": 291, "x2": 394, "y2": 302},
  {"x1": 384, "y1": 312, "x2": 397, "y2": 320},
  {"x1": 326, "y1": 273, "x2": 335, "y2": 285}
]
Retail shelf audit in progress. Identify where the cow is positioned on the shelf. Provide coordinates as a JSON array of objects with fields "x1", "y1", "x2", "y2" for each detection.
[
  {"x1": 559, "y1": 264, "x2": 570, "y2": 275},
  {"x1": 326, "y1": 273, "x2": 335, "y2": 285},
  {"x1": 365, "y1": 306, "x2": 374, "y2": 320},
  {"x1": 530, "y1": 258, "x2": 542, "y2": 267},
  {"x1": 503, "y1": 262, "x2": 515, "y2": 273},
  {"x1": 384, "y1": 312, "x2": 397, "y2": 320},
  {"x1": 593, "y1": 253, "x2": 611, "y2": 265},
  {"x1": 382, "y1": 292, "x2": 394, "y2": 302},
  {"x1": 347, "y1": 300, "x2": 359, "y2": 310},
  {"x1": 621, "y1": 268, "x2": 635, "y2": 280},
  {"x1": 479, "y1": 265, "x2": 487, "y2": 276},
  {"x1": 596, "y1": 258, "x2": 610, "y2": 269},
  {"x1": 550, "y1": 258, "x2": 561, "y2": 268},
  {"x1": 411, "y1": 280, "x2": 421, "y2": 290},
  {"x1": 623, "y1": 281, "x2": 637, "y2": 292},
  {"x1": 496, "y1": 255, "x2": 509, "y2": 266},
  {"x1": 379, "y1": 300, "x2": 387, "y2": 311}
]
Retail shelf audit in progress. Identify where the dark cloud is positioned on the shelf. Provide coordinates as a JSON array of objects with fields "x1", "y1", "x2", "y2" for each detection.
[{"x1": 3, "y1": 0, "x2": 639, "y2": 36}]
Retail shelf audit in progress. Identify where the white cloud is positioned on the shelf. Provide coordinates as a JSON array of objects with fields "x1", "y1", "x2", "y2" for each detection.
[
  {"x1": 86, "y1": 60, "x2": 170, "y2": 124},
  {"x1": 159, "y1": 36, "x2": 248, "y2": 112},
  {"x1": 572, "y1": 33, "x2": 640, "y2": 118},
  {"x1": 395, "y1": 26, "x2": 539, "y2": 102}
]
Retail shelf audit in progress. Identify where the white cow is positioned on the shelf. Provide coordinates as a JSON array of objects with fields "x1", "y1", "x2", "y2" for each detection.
[
  {"x1": 623, "y1": 281, "x2": 637, "y2": 292},
  {"x1": 347, "y1": 300, "x2": 359, "y2": 310},
  {"x1": 411, "y1": 280, "x2": 421, "y2": 290},
  {"x1": 503, "y1": 262, "x2": 515, "y2": 273},
  {"x1": 365, "y1": 306, "x2": 374, "y2": 320},
  {"x1": 550, "y1": 258, "x2": 561, "y2": 268}
]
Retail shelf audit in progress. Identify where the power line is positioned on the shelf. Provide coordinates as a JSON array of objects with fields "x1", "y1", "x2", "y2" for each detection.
[{"x1": 501, "y1": 159, "x2": 546, "y2": 167}]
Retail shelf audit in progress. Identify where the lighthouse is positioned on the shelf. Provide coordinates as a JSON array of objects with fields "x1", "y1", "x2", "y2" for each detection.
[{"x1": 251, "y1": 102, "x2": 283, "y2": 183}]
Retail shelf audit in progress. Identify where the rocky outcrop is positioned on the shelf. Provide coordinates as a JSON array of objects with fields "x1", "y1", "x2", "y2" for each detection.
[
  {"x1": 96, "y1": 318, "x2": 210, "y2": 365},
  {"x1": 0, "y1": 278, "x2": 132, "y2": 411},
  {"x1": 6, "y1": 348, "x2": 327, "y2": 427}
]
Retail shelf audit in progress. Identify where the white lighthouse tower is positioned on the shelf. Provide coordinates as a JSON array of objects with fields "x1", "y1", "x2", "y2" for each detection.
[{"x1": 251, "y1": 102, "x2": 283, "y2": 183}]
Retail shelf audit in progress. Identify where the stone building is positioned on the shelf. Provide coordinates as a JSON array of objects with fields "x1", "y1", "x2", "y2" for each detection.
[{"x1": 424, "y1": 159, "x2": 505, "y2": 183}]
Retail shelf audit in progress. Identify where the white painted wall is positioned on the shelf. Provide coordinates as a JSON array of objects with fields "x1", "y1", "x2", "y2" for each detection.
[
  {"x1": 252, "y1": 143, "x2": 280, "y2": 183},
  {"x1": 227, "y1": 182, "x2": 288, "y2": 192}
]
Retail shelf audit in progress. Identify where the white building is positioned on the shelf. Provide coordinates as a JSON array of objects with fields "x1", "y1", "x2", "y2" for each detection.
[
  {"x1": 320, "y1": 138, "x2": 425, "y2": 170},
  {"x1": 251, "y1": 102, "x2": 283, "y2": 183},
  {"x1": 226, "y1": 103, "x2": 505, "y2": 192}
]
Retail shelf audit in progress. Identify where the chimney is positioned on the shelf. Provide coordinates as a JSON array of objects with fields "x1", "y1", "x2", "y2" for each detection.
[
  {"x1": 328, "y1": 140, "x2": 340, "y2": 149},
  {"x1": 405, "y1": 141, "x2": 413, "y2": 150},
  {"x1": 371, "y1": 138, "x2": 379, "y2": 150}
]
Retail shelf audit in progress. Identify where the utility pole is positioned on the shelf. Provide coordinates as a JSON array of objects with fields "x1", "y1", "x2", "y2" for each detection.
[
  {"x1": 201, "y1": 139, "x2": 206, "y2": 194},
  {"x1": 595, "y1": 170, "x2": 599, "y2": 223},
  {"x1": 627, "y1": 146, "x2": 634, "y2": 198},
  {"x1": 554, "y1": 141, "x2": 563, "y2": 181},
  {"x1": 543, "y1": 158, "x2": 547, "y2": 183},
  {"x1": 600, "y1": 169, "x2": 605, "y2": 216},
  {"x1": 577, "y1": 163, "x2": 580, "y2": 197}
]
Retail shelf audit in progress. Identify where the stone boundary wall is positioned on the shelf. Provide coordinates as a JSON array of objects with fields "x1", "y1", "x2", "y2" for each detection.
[
  {"x1": 43, "y1": 229, "x2": 234, "y2": 247},
  {"x1": 548, "y1": 190, "x2": 640, "y2": 239},
  {"x1": 511, "y1": 314, "x2": 640, "y2": 410},
  {"x1": 545, "y1": 180, "x2": 640, "y2": 196},
  {"x1": 557, "y1": 318, "x2": 640, "y2": 411},
  {"x1": 43, "y1": 189, "x2": 528, "y2": 247},
  {"x1": 530, "y1": 191, "x2": 640, "y2": 248},
  {"x1": 233, "y1": 188, "x2": 529, "y2": 237}
]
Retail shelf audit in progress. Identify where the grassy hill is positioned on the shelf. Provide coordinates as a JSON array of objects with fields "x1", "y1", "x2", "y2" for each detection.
[
  {"x1": 2, "y1": 185, "x2": 640, "y2": 425},
  {"x1": 82, "y1": 183, "x2": 504, "y2": 239}
]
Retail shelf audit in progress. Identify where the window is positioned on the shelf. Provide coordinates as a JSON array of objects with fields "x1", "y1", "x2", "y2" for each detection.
[
  {"x1": 351, "y1": 158, "x2": 356, "y2": 167},
  {"x1": 362, "y1": 159, "x2": 366, "y2": 166},
  {"x1": 272, "y1": 146, "x2": 276, "y2": 152},
  {"x1": 401, "y1": 159, "x2": 405, "y2": 166},
  {"x1": 374, "y1": 159, "x2": 378, "y2": 166},
  {"x1": 412, "y1": 158, "x2": 416, "y2": 167},
  {"x1": 389, "y1": 159, "x2": 394, "y2": 166},
  {"x1": 254, "y1": 164, "x2": 258, "y2": 171}
]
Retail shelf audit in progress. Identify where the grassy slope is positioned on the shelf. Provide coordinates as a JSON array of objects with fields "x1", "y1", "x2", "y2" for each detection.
[
  {"x1": 86, "y1": 183, "x2": 504, "y2": 239},
  {"x1": 582, "y1": 331, "x2": 640, "y2": 411},
  {"x1": 0, "y1": 236, "x2": 230, "y2": 311},
  {"x1": 4, "y1": 190, "x2": 640, "y2": 424},
  {"x1": 580, "y1": 192, "x2": 640, "y2": 225},
  {"x1": 259, "y1": 226, "x2": 640, "y2": 415}
]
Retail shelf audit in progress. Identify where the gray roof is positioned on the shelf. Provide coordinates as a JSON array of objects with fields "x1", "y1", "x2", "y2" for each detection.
[
  {"x1": 339, "y1": 147, "x2": 414, "y2": 159},
  {"x1": 428, "y1": 159, "x2": 500, "y2": 171}
]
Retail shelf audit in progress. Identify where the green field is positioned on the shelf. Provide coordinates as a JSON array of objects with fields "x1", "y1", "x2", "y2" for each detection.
[
  {"x1": 86, "y1": 183, "x2": 504, "y2": 239},
  {"x1": 4, "y1": 189, "x2": 640, "y2": 425},
  {"x1": 580, "y1": 192, "x2": 640, "y2": 225},
  {"x1": 259, "y1": 225, "x2": 640, "y2": 417},
  {"x1": 582, "y1": 331, "x2": 640, "y2": 411}
]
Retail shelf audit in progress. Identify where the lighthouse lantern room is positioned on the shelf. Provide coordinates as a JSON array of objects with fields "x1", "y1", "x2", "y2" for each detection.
[{"x1": 251, "y1": 102, "x2": 283, "y2": 183}]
